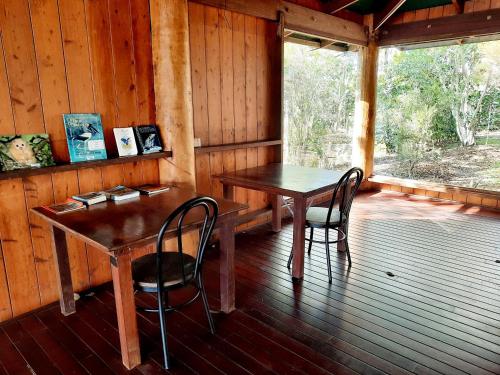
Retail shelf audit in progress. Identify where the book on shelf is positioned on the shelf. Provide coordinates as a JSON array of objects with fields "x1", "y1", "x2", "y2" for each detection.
[
  {"x1": 63, "y1": 113, "x2": 107, "y2": 163},
  {"x1": 133, "y1": 125, "x2": 163, "y2": 154},
  {"x1": 72, "y1": 192, "x2": 107, "y2": 205},
  {"x1": 103, "y1": 185, "x2": 140, "y2": 201},
  {"x1": 113, "y1": 127, "x2": 138, "y2": 157},
  {"x1": 135, "y1": 184, "x2": 171, "y2": 195},
  {"x1": 43, "y1": 199, "x2": 85, "y2": 214},
  {"x1": 0, "y1": 134, "x2": 55, "y2": 172}
]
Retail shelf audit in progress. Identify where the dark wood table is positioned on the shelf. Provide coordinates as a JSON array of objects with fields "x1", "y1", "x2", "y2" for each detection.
[
  {"x1": 217, "y1": 163, "x2": 344, "y2": 279},
  {"x1": 32, "y1": 187, "x2": 246, "y2": 369}
]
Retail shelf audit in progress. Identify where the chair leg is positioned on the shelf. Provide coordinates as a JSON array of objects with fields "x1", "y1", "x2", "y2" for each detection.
[
  {"x1": 325, "y1": 229, "x2": 332, "y2": 283},
  {"x1": 345, "y1": 239, "x2": 352, "y2": 267},
  {"x1": 157, "y1": 290, "x2": 170, "y2": 369},
  {"x1": 287, "y1": 248, "x2": 293, "y2": 269},
  {"x1": 343, "y1": 224, "x2": 352, "y2": 267},
  {"x1": 199, "y1": 275, "x2": 215, "y2": 334},
  {"x1": 307, "y1": 227, "x2": 314, "y2": 255}
]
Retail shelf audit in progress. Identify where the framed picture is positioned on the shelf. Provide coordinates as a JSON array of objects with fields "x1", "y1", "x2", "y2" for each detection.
[
  {"x1": 0, "y1": 134, "x2": 55, "y2": 171},
  {"x1": 63, "y1": 113, "x2": 108, "y2": 163}
]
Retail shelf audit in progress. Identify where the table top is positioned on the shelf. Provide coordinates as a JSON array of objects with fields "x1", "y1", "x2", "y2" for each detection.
[
  {"x1": 32, "y1": 187, "x2": 247, "y2": 254},
  {"x1": 217, "y1": 163, "x2": 344, "y2": 198}
]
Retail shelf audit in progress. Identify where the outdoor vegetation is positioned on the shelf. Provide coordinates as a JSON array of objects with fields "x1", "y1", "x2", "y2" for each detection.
[
  {"x1": 376, "y1": 40, "x2": 499, "y2": 191},
  {"x1": 284, "y1": 42, "x2": 358, "y2": 170},
  {"x1": 284, "y1": 40, "x2": 499, "y2": 191}
]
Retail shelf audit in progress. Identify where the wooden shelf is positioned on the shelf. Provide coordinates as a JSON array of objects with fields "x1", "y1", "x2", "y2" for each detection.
[
  {"x1": 0, "y1": 151, "x2": 172, "y2": 181},
  {"x1": 194, "y1": 139, "x2": 282, "y2": 154}
]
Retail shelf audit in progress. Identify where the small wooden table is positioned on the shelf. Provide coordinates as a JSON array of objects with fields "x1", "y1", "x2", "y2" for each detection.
[
  {"x1": 217, "y1": 163, "x2": 344, "y2": 279},
  {"x1": 32, "y1": 187, "x2": 246, "y2": 369}
]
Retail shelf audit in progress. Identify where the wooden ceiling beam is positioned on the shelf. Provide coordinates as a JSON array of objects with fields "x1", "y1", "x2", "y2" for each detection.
[
  {"x1": 374, "y1": 0, "x2": 407, "y2": 31},
  {"x1": 280, "y1": 2, "x2": 368, "y2": 45},
  {"x1": 189, "y1": 0, "x2": 368, "y2": 46},
  {"x1": 378, "y1": 8, "x2": 500, "y2": 46},
  {"x1": 451, "y1": 0, "x2": 465, "y2": 14},
  {"x1": 325, "y1": 0, "x2": 359, "y2": 14}
]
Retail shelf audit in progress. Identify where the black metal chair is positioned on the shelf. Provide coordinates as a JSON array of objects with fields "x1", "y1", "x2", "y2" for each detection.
[
  {"x1": 287, "y1": 167, "x2": 363, "y2": 283},
  {"x1": 132, "y1": 196, "x2": 218, "y2": 369}
]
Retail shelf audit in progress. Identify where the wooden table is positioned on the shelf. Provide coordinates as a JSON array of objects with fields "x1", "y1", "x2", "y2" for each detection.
[
  {"x1": 32, "y1": 187, "x2": 246, "y2": 369},
  {"x1": 218, "y1": 163, "x2": 344, "y2": 279}
]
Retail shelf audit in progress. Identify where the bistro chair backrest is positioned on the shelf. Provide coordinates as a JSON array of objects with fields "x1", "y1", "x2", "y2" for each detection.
[
  {"x1": 326, "y1": 167, "x2": 364, "y2": 226},
  {"x1": 156, "y1": 196, "x2": 219, "y2": 287}
]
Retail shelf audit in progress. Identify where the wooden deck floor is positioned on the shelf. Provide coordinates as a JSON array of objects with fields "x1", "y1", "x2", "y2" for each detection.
[{"x1": 0, "y1": 191, "x2": 499, "y2": 375}]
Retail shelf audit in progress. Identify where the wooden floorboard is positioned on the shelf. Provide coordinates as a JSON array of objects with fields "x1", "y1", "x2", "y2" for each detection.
[{"x1": 0, "y1": 191, "x2": 498, "y2": 374}]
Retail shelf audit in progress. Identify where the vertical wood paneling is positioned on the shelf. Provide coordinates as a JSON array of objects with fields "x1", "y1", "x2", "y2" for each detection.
[
  {"x1": 188, "y1": 4, "x2": 281, "y2": 227},
  {"x1": 85, "y1": 0, "x2": 124, "y2": 189},
  {"x1": 0, "y1": 0, "x2": 158, "y2": 321},
  {"x1": 0, "y1": 36, "x2": 14, "y2": 321},
  {"x1": 244, "y1": 15, "x2": 261, "y2": 227},
  {"x1": 23, "y1": 175, "x2": 57, "y2": 305},
  {"x1": 28, "y1": 0, "x2": 71, "y2": 305},
  {"x1": 0, "y1": 0, "x2": 44, "y2": 317},
  {"x1": 0, "y1": 180, "x2": 41, "y2": 316},
  {"x1": 220, "y1": 9, "x2": 236, "y2": 187},
  {"x1": 233, "y1": 12, "x2": 248, "y2": 219},
  {"x1": 0, "y1": 0, "x2": 45, "y2": 133}
]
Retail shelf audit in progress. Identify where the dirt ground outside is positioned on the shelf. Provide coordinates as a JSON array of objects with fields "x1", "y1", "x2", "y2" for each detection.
[{"x1": 374, "y1": 131, "x2": 500, "y2": 192}]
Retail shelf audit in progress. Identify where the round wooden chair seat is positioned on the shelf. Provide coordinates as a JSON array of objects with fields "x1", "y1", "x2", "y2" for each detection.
[{"x1": 132, "y1": 252, "x2": 196, "y2": 291}]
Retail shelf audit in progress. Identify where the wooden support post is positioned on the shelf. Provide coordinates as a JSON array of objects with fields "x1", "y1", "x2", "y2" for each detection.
[
  {"x1": 352, "y1": 16, "x2": 378, "y2": 179},
  {"x1": 50, "y1": 226, "x2": 75, "y2": 316},
  {"x1": 150, "y1": 0, "x2": 196, "y2": 189}
]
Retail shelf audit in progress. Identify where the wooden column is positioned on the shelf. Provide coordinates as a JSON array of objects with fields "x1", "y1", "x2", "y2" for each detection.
[
  {"x1": 352, "y1": 18, "x2": 378, "y2": 178},
  {"x1": 150, "y1": 0, "x2": 196, "y2": 189}
]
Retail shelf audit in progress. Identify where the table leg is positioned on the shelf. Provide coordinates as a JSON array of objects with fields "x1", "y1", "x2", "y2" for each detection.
[
  {"x1": 50, "y1": 226, "x2": 75, "y2": 316},
  {"x1": 292, "y1": 196, "x2": 307, "y2": 279},
  {"x1": 270, "y1": 194, "x2": 282, "y2": 232},
  {"x1": 223, "y1": 184, "x2": 234, "y2": 200},
  {"x1": 111, "y1": 253, "x2": 141, "y2": 369},
  {"x1": 219, "y1": 214, "x2": 236, "y2": 313}
]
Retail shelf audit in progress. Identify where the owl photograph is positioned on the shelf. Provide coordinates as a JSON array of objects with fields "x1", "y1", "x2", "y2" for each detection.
[{"x1": 0, "y1": 134, "x2": 55, "y2": 171}]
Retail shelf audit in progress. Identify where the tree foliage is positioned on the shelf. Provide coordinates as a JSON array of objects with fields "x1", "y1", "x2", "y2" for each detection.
[
  {"x1": 284, "y1": 43, "x2": 358, "y2": 168},
  {"x1": 377, "y1": 41, "x2": 499, "y2": 150}
]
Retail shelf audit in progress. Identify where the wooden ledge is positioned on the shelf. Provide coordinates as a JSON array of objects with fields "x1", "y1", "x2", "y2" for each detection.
[
  {"x1": 368, "y1": 175, "x2": 500, "y2": 199},
  {"x1": 194, "y1": 140, "x2": 282, "y2": 154},
  {"x1": 0, "y1": 151, "x2": 172, "y2": 181}
]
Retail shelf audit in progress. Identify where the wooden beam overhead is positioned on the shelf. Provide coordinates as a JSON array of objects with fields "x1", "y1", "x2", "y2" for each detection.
[
  {"x1": 188, "y1": 0, "x2": 279, "y2": 20},
  {"x1": 451, "y1": 0, "x2": 465, "y2": 14},
  {"x1": 326, "y1": 0, "x2": 359, "y2": 14},
  {"x1": 280, "y1": 2, "x2": 368, "y2": 46},
  {"x1": 189, "y1": 0, "x2": 368, "y2": 46},
  {"x1": 378, "y1": 8, "x2": 500, "y2": 46},
  {"x1": 374, "y1": 0, "x2": 406, "y2": 31}
]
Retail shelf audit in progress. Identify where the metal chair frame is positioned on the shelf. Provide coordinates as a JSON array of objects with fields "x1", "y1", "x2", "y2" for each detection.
[
  {"x1": 287, "y1": 167, "x2": 363, "y2": 282},
  {"x1": 134, "y1": 196, "x2": 218, "y2": 369}
]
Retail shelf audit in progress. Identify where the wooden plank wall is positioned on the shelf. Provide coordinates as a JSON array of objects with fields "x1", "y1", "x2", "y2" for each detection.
[
  {"x1": 0, "y1": 0, "x2": 158, "y2": 322},
  {"x1": 188, "y1": 2, "x2": 282, "y2": 228},
  {"x1": 390, "y1": 0, "x2": 500, "y2": 23}
]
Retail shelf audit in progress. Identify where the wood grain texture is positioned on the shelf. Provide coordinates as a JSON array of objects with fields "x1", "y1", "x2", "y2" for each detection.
[
  {"x1": 0, "y1": 0, "x2": 159, "y2": 321},
  {"x1": 2, "y1": 191, "x2": 500, "y2": 374},
  {"x1": 151, "y1": 0, "x2": 196, "y2": 189},
  {"x1": 188, "y1": 5, "x2": 282, "y2": 230}
]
